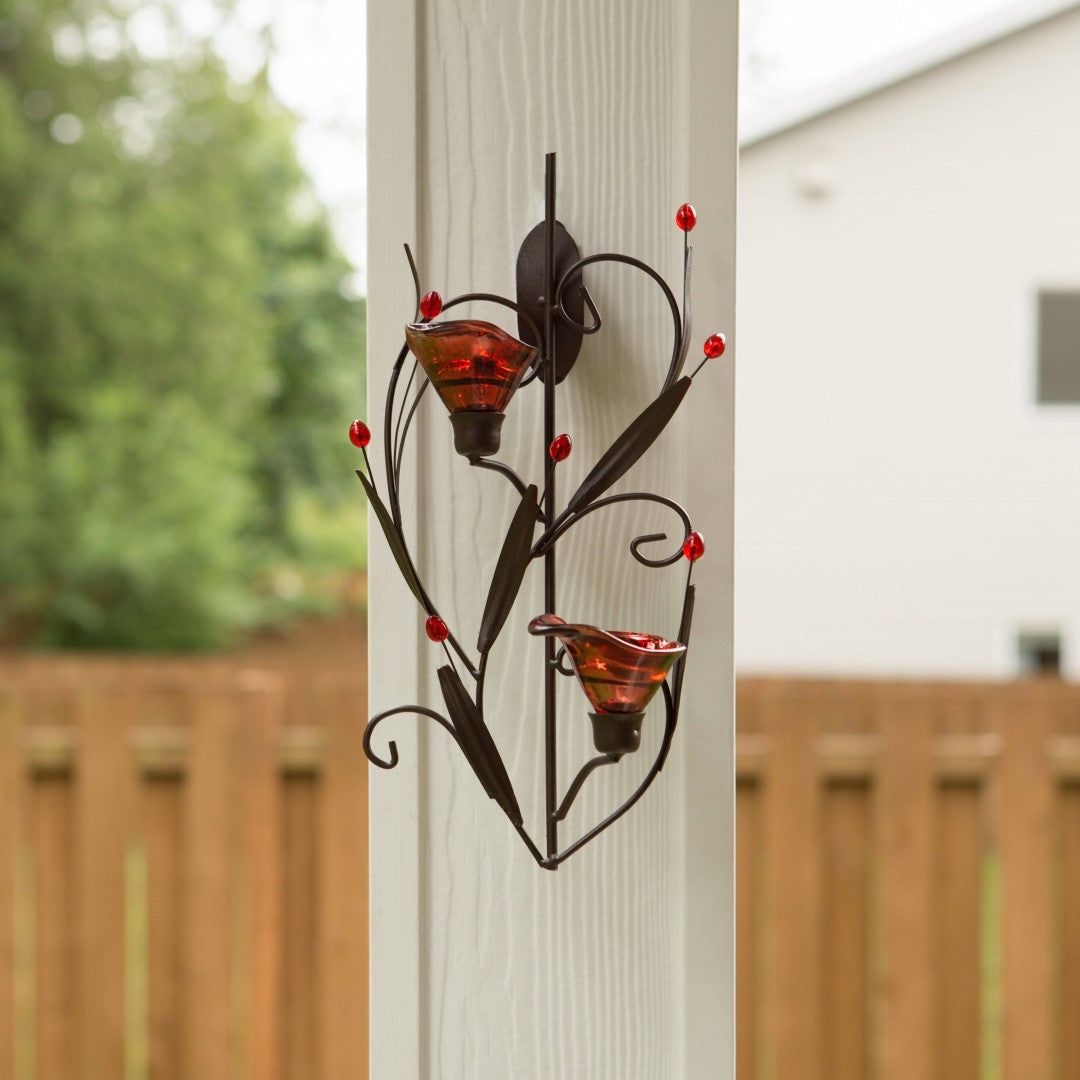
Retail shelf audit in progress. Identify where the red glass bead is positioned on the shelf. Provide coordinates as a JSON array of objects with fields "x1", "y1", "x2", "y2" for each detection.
[
  {"x1": 419, "y1": 291, "x2": 443, "y2": 319},
  {"x1": 703, "y1": 333, "x2": 726, "y2": 359},
  {"x1": 682, "y1": 531, "x2": 705, "y2": 561},
  {"x1": 549, "y1": 433, "x2": 572, "y2": 462},
  {"x1": 425, "y1": 615, "x2": 449, "y2": 643},
  {"x1": 349, "y1": 419, "x2": 371, "y2": 448},
  {"x1": 675, "y1": 203, "x2": 697, "y2": 232}
]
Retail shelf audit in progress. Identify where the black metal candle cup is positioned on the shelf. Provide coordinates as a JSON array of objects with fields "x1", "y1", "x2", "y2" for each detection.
[
  {"x1": 450, "y1": 411, "x2": 505, "y2": 458},
  {"x1": 589, "y1": 711, "x2": 646, "y2": 755}
]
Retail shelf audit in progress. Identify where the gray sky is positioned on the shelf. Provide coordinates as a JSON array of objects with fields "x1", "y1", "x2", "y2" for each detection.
[
  {"x1": 261, "y1": 0, "x2": 1030, "y2": 289},
  {"x1": 265, "y1": 0, "x2": 365, "y2": 288},
  {"x1": 741, "y1": 0, "x2": 1032, "y2": 115}
]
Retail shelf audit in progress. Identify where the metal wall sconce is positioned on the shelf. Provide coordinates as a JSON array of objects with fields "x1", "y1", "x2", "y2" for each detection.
[{"x1": 353, "y1": 154, "x2": 726, "y2": 870}]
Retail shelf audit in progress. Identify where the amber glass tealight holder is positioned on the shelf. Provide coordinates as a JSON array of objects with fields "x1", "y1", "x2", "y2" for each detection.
[
  {"x1": 528, "y1": 614, "x2": 686, "y2": 754},
  {"x1": 404, "y1": 319, "x2": 538, "y2": 457}
]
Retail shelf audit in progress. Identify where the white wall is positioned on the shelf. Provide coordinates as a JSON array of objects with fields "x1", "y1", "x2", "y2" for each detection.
[
  {"x1": 367, "y1": 2, "x2": 737, "y2": 1077},
  {"x1": 737, "y1": 7, "x2": 1080, "y2": 679}
]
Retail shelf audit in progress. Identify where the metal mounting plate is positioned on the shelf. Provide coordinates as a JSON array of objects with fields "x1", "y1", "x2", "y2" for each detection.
[{"x1": 515, "y1": 220, "x2": 585, "y2": 383}]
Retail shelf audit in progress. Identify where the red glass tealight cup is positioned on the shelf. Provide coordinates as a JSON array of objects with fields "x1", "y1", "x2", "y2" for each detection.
[
  {"x1": 528, "y1": 614, "x2": 686, "y2": 754},
  {"x1": 404, "y1": 320, "x2": 538, "y2": 458}
]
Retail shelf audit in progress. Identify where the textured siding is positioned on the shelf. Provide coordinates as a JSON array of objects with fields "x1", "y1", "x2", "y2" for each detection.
[{"x1": 367, "y1": 1, "x2": 737, "y2": 1076}]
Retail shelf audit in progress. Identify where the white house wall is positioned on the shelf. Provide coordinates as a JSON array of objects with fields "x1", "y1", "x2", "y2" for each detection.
[{"x1": 737, "y1": 7, "x2": 1080, "y2": 679}]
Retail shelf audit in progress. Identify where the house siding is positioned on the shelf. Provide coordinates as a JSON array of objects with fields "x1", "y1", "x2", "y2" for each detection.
[{"x1": 737, "y1": 7, "x2": 1080, "y2": 677}]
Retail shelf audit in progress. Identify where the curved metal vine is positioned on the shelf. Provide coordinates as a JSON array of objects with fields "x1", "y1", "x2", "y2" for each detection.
[
  {"x1": 363, "y1": 705, "x2": 459, "y2": 770},
  {"x1": 532, "y1": 491, "x2": 694, "y2": 568}
]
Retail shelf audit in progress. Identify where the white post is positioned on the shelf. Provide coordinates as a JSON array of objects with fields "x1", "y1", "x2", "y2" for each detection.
[{"x1": 367, "y1": 3, "x2": 737, "y2": 1077}]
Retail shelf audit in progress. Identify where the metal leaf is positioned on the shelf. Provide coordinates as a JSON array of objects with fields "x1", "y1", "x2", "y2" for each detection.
[
  {"x1": 356, "y1": 470, "x2": 423, "y2": 605},
  {"x1": 437, "y1": 665, "x2": 523, "y2": 826},
  {"x1": 566, "y1": 376, "x2": 692, "y2": 514},
  {"x1": 477, "y1": 484, "x2": 539, "y2": 654}
]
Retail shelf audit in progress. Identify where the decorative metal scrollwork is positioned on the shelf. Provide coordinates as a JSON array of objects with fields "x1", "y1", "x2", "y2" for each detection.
[{"x1": 353, "y1": 153, "x2": 726, "y2": 869}]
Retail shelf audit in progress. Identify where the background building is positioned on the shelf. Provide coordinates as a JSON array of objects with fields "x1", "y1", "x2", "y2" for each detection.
[{"x1": 737, "y1": 0, "x2": 1080, "y2": 678}]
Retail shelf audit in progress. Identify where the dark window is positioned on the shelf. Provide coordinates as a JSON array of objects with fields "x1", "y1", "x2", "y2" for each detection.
[
  {"x1": 1017, "y1": 631, "x2": 1062, "y2": 678},
  {"x1": 1037, "y1": 291, "x2": 1080, "y2": 404}
]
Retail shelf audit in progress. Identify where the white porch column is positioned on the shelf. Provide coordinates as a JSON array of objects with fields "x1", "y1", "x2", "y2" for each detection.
[{"x1": 367, "y1": 3, "x2": 737, "y2": 1077}]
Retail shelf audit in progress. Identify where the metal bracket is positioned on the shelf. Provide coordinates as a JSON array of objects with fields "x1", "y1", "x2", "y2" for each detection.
[{"x1": 515, "y1": 219, "x2": 585, "y2": 383}]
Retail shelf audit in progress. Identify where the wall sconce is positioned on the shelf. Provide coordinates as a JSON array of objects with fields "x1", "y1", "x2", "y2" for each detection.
[{"x1": 354, "y1": 154, "x2": 726, "y2": 870}]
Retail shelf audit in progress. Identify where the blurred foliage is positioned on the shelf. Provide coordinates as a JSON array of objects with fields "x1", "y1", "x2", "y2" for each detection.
[{"x1": 0, "y1": 0, "x2": 366, "y2": 649}]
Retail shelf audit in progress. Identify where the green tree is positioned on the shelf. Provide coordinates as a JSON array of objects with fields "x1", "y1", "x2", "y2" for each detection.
[{"x1": 0, "y1": 0, "x2": 365, "y2": 649}]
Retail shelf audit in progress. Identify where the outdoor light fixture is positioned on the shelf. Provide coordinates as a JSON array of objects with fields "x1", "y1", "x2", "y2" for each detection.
[{"x1": 352, "y1": 154, "x2": 726, "y2": 870}]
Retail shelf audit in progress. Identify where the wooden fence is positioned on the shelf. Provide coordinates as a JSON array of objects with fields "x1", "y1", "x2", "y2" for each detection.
[
  {"x1": 3, "y1": 665, "x2": 1079, "y2": 1080},
  {"x1": 0, "y1": 659, "x2": 368, "y2": 1080},
  {"x1": 737, "y1": 677, "x2": 1080, "y2": 1080}
]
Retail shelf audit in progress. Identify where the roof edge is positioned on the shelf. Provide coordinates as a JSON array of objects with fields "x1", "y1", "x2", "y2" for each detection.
[{"x1": 740, "y1": 0, "x2": 1080, "y2": 149}]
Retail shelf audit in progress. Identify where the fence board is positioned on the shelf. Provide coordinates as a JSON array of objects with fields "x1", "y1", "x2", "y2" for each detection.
[
  {"x1": 877, "y1": 687, "x2": 935, "y2": 1080},
  {"x1": 182, "y1": 685, "x2": 234, "y2": 1080},
  {"x1": 33, "y1": 772, "x2": 74, "y2": 1080},
  {"x1": 735, "y1": 778, "x2": 759, "y2": 1080},
  {"x1": 231, "y1": 676, "x2": 284, "y2": 1080},
  {"x1": 0, "y1": 682, "x2": 17, "y2": 1079},
  {"x1": 320, "y1": 676, "x2": 369, "y2": 1080},
  {"x1": 1061, "y1": 784, "x2": 1080, "y2": 1080},
  {"x1": 823, "y1": 780, "x2": 870, "y2": 1080},
  {"x1": 282, "y1": 775, "x2": 320, "y2": 1080},
  {"x1": 75, "y1": 682, "x2": 136, "y2": 1080},
  {"x1": 934, "y1": 781, "x2": 981, "y2": 1080},
  {"x1": 145, "y1": 776, "x2": 182, "y2": 1080},
  {"x1": 761, "y1": 685, "x2": 821, "y2": 1080},
  {"x1": 995, "y1": 686, "x2": 1055, "y2": 1080}
]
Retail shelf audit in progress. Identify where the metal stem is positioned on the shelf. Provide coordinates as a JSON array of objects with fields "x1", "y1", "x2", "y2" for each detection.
[
  {"x1": 546, "y1": 681, "x2": 678, "y2": 867},
  {"x1": 553, "y1": 753, "x2": 621, "y2": 822},
  {"x1": 543, "y1": 151, "x2": 559, "y2": 861}
]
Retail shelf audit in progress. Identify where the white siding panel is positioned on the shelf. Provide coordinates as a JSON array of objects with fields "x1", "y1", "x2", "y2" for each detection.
[
  {"x1": 368, "y1": 1, "x2": 737, "y2": 1076},
  {"x1": 738, "y1": 7, "x2": 1080, "y2": 678}
]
